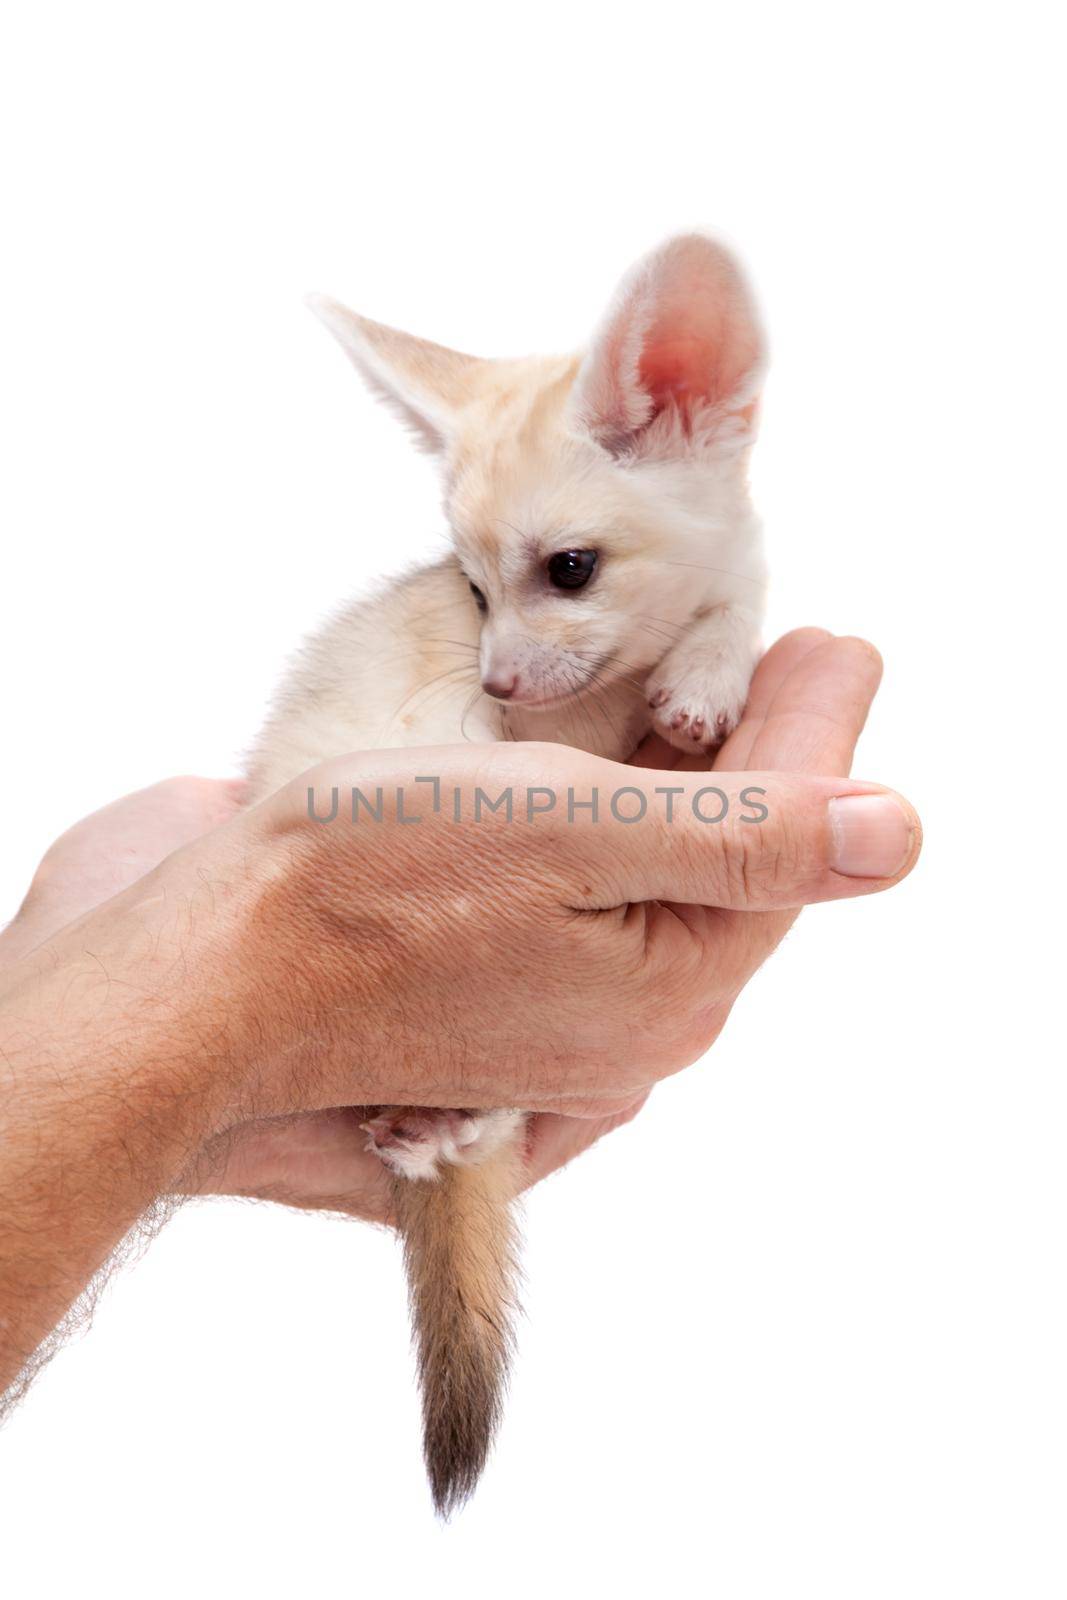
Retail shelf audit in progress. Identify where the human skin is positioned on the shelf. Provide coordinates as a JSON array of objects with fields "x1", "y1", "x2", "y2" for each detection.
[{"x1": 0, "y1": 630, "x2": 920, "y2": 1394}]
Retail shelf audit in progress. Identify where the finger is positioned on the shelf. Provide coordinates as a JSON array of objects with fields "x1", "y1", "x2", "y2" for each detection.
[
  {"x1": 717, "y1": 627, "x2": 834, "y2": 768},
  {"x1": 177, "y1": 1109, "x2": 391, "y2": 1220},
  {"x1": 740, "y1": 635, "x2": 883, "y2": 775},
  {"x1": 569, "y1": 768, "x2": 921, "y2": 911},
  {"x1": 520, "y1": 1095, "x2": 650, "y2": 1189},
  {"x1": 708, "y1": 635, "x2": 890, "y2": 975},
  {"x1": 628, "y1": 732, "x2": 687, "y2": 770}
]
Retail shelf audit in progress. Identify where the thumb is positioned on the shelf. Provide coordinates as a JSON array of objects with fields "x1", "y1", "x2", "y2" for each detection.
[{"x1": 568, "y1": 769, "x2": 921, "y2": 911}]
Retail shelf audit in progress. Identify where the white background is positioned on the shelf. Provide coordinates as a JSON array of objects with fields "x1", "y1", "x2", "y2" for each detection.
[{"x1": 1, "y1": 4, "x2": 1063, "y2": 1596}]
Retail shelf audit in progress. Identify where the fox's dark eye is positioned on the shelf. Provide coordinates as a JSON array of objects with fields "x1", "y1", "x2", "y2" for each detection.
[
  {"x1": 469, "y1": 581, "x2": 488, "y2": 613},
  {"x1": 547, "y1": 549, "x2": 598, "y2": 591}
]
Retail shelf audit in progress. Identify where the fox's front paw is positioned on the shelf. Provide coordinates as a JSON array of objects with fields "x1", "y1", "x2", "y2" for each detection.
[{"x1": 645, "y1": 652, "x2": 752, "y2": 753}]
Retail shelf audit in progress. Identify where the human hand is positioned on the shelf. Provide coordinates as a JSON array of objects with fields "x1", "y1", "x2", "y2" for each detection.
[
  {"x1": 183, "y1": 627, "x2": 901, "y2": 1217},
  {"x1": 2, "y1": 627, "x2": 921, "y2": 1222},
  {"x1": 128, "y1": 718, "x2": 912, "y2": 1132},
  {"x1": 0, "y1": 780, "x2": 647, "y2": 1221},
  {"x1": 0, "y1": 627, "x2": 920, "y2": 1383}
]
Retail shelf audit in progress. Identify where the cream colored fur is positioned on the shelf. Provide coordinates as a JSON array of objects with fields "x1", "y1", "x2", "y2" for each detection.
[{"x1": 248, "y1": 232, "x2": 766, "y2": 799}]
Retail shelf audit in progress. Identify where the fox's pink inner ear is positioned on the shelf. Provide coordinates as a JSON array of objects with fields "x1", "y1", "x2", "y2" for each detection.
[
  {"x1": 639, "y1": 321, "x2": 757, "y2": 411},
  {"x1": 572, "y1": 234, "x2": 763, "y2": 454}
]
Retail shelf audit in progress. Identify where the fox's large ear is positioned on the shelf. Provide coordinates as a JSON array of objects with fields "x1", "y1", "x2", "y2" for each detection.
[
  {"x1": 306, "y1": 294, "x2": 487, "y2": 453},
  {"x1": 570, "y1": 234, "x2": 764, "y2": 458}
]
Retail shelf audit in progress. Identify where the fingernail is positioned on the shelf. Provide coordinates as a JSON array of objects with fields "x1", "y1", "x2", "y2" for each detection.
[{"x1": 829, "y1": 794, "x2": 914, "y2": 878}]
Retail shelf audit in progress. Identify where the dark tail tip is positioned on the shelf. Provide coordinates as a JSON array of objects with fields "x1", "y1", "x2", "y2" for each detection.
[{"x1": 423, "y1": 1332, "x2": 507, "y2": 1517}]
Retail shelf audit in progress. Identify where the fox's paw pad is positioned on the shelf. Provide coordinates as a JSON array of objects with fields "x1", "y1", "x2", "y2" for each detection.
[{"x1": 362, "y1": 1107, "x2": 523, "y2": 1181}]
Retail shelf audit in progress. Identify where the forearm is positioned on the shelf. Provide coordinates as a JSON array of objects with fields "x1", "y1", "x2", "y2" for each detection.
[{"x1": 0, "y1": 929, "x2": 222, "y2": 1393}]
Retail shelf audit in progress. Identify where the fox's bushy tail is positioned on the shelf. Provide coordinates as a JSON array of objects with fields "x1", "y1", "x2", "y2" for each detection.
[{"x1": 393, "y1": 1142, "x2": 521, "y2": 1516}]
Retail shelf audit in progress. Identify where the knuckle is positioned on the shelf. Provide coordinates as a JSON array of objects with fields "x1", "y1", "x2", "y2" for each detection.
[
  {"x1": 646, "y1": 997, "x2": 731, "y2": 1077},
  {"x1": 720, "y1": 815, "x2": 801, "y2": 907}
]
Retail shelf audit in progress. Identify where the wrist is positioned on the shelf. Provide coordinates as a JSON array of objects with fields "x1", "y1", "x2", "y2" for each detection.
[
  {"x1": 0, "y1": 907, "x2": 233, "y2": 1390},
  {"x1": 0, "y1": 924, "x2": 224, "y2": 1174},
  {"x1": 0, "y1": 822, "x2": 268, "y2": 1149}
]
